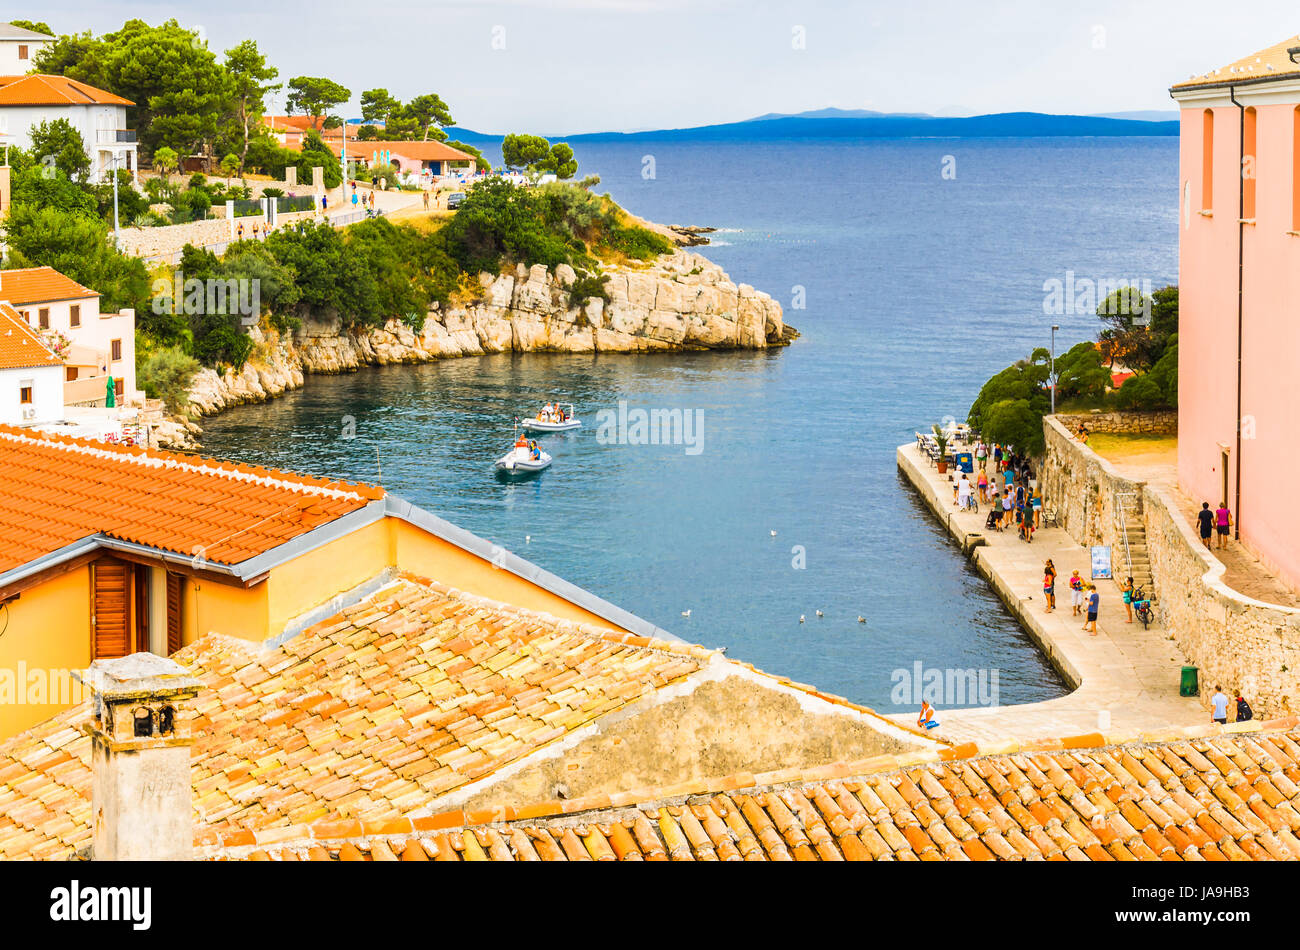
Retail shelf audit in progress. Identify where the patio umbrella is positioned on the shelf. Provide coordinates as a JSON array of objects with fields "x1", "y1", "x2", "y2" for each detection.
[{"x1": 105, "y1": 375, "x2": 116, "y2": 408}]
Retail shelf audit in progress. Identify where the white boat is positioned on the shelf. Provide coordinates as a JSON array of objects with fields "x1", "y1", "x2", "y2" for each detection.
[
  {"x1": 520, "y1": 404, "x2": 581, "y2": 432},
  {"x1": 495, "y1": 443, "x2": 553, "y2": 473}
]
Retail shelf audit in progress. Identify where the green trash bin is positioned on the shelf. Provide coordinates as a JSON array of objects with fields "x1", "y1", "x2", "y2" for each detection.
[{"x1": 1179, "y1": 665, "x2": 1199, "y2": 697}]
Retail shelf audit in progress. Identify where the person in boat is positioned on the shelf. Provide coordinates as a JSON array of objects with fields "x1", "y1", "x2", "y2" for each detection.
[
  {"x1": 529, "y1": 440, "x2": 541, "y2": 460},
  {"x1": 515, "y1": 432, "x2": 529, "y2": 449}
]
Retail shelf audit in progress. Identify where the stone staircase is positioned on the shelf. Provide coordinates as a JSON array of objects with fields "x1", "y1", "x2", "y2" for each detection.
[{"x1": 1116, "y1": 493, "x2": 1156, "y2": 601}]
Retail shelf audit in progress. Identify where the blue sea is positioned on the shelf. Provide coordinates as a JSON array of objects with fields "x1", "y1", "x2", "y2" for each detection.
[{"x1": 200, "y1": 136, "x2": 1179, "y2": 710}]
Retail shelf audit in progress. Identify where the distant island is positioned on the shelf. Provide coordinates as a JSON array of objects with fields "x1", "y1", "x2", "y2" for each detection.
[{"x1": 450, "y1": 108, "x2": 1180, "y2": 144}]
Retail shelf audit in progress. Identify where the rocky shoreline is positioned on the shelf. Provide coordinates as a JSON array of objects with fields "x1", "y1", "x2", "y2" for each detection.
[{"x1": 165, "y1": 249, "x2": 794, "y2": 448}]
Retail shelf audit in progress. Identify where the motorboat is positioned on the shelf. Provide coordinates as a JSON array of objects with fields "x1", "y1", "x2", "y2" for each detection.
[
  {"x1": 521, "y1": 403, "x2": 581, "y2": 433},
  {"x1": 495, "y1": 441, "x2": 552, "y2": 473}
]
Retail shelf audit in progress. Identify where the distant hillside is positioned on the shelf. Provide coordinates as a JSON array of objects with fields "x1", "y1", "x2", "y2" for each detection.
[{"x1": 452, "y1": 110, "x2": 1179, "y2": 144}]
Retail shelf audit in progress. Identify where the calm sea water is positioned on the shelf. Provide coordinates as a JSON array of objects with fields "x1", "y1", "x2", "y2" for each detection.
[{"x1": 200, "y1": 137, "x2": 1179, "y2": 710}]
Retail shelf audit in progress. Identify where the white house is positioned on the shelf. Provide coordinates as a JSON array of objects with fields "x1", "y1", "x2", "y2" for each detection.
[
  {"x1": 0, "y1": 22, "x2": 53, "y2": 74},
  {"x1": 0, "y1": 74, "x2": 138, "y2": 185},
  {"x1": 0, "y1": 301, "x2": 63, "y2": 426},
  {"x1": 0, "y1": 266, "x2": 139, "y2": 406}
]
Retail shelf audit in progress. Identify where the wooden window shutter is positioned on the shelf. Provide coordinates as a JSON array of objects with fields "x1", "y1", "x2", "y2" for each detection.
[
  {"x1": 166, "y1": 573, "x2": 183, "y2": 655},
  {"x1": 133, "y1": 566, "x2": 149, "y2": 654},
  {"x1": 91, "y1": 559, "x2": 131, "y2": 659}
]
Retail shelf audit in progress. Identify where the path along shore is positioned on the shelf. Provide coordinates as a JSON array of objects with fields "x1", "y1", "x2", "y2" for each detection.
[{"x1": 895, "y1": 442, "x2": 1203, "y2": 744}]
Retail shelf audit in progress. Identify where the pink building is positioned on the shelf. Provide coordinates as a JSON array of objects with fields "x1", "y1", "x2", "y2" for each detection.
[{"x1": 1171, "y1": 35, "x2": 1300, "y2": 588}]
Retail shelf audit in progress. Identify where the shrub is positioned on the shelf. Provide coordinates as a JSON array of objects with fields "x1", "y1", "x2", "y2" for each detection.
[{"x1": 138, "y1": 344, "x2": 200, "y2": 414}]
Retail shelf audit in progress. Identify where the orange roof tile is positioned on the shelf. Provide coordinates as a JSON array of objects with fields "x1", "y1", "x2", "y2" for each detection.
[
  {"x1": 0, "y1": 266, "x2": 98, "y2": 306},
  {"x1": 310, "y1": 139, "x2": 475, "y2": 163},
  {"x1": 1171, "y1": 35, "x2": 1300, "y2": 91},
  {"x1": 0, "y1": 426, "x2": 382, "y2": 570},
  {"x1": 233, "y1": 722, "x2": 1300, "y2": 861},
  {"x1": 0, "y1": 577, "x2": 715, "y2": 859},
  {"x1": 0, "y1": 303, "x2": 60, "y2": 370},
  {"x1": 0, "y1": 74, "x2": 133, "y2": 107}
]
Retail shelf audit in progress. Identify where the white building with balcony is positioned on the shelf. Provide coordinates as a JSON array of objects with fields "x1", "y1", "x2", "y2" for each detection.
[
  {"x1": 0, "y1": 266, "x2": 139, "y2": 407},
  {"x1": 0, "y1": 74, "x2": 138, "y2": 185},
  {"x1": 0, "y1": 22, "x2": 53, "y2": 74}
]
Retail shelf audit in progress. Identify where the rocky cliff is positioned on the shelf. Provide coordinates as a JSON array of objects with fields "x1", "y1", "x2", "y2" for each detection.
[{"x1": 183, "y1": 249, "x2": 792, "y2": 422}]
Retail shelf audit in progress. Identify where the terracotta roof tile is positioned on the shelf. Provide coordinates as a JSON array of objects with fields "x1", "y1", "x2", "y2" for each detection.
[
  {"x1": 0, "y1": 577, "x2": 710, "y2": 859},
  {"x1": 238, "y1": 725, "x2": 1300, "y2": 861},
  {"x1": 1171, "y1": 34, "x2": 1300, "y2": 90},
  {"x1": 0, "y1": 267, "x2": 97, "y2": 306},
  {"x1": 0, "y1": 303, "x2": 60, "y2": 369},
  {"x1": 0, "y1": 74, "x2": 133, "y2": 107},
  {"x1": 0, "y1": 425, "x2": 382, "y2": 570}
]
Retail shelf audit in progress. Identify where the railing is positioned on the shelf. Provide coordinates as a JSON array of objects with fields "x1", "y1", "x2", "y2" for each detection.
[
  {"x1": 65, "y1": 375, "x2": 110, "y2": 406},
  {"x1": 96, "y1": 129, "x2": 137, "y2": 144},
  {"x1": 1115, "y1": 490, "x2": 1137, "y2": 583}
]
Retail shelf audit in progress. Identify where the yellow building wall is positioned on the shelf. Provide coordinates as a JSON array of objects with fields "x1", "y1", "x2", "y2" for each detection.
[
  {"x1": 265, "y1": 519, "x2": 392, "y2": 635},
  {"x1": 184, "y1": 576, "x2": 269, "y2": 647},
  {"x1": 0, "y1": 567, "x2": 92, "y2": 739},
  {"x1": 391, "y1": 520, "x2": 624, "y2": 631}
]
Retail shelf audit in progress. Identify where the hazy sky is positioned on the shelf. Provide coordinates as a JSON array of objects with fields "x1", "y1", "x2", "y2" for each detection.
[{"x1": 35, "y1": 1, "x2": 1300, "y2": 133}]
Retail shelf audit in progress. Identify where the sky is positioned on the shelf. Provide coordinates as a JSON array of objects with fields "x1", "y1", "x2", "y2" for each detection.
[{"x1": 32, "y1": 1, "x2": 1300, "y2": 134}]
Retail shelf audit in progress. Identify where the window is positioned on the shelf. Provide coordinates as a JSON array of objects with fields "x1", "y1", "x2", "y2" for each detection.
[
  {"x1": 1294, "y1": 107, "x2": 1300, "y2": 231},
  {"x1": 38, "y1": 308, "x2": 49, "y2": 330},
  {"x1": 17, "y1": 45, "x2": 27, "y2": 60},
  {"x1": 18, "y1": 310, "x2": 28, "y2": 325},
  {"x1": 111, "y1": 339, "x2": 122, "y2": 361},
  {"x1": 1202, "y1": 109, "x2": 1215, "y2": 212},
  {"x1": 65, "y1": 367, "x2": 78, "y2": 382},
  {"x1": 1243, "y1": 107, "x2": 1257, "y2": 220},
  {"x1": 70, "y1": 304, "x2": 81, "y2": 327},
  {"x1": 114, "y1": 378, "x2": 124, "y2": 399},
  {"x1": 19, "y1": 387, "x2": 32, "y2": 405}
]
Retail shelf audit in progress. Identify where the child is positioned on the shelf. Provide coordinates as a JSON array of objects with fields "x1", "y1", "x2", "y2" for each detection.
[
  {"x1": 1043, "y1": 560, "x2": 1056, "y2": 612},
  {"x1": 917, "y1": 699, "x2": 940, "y2": 731},
  {"x1": 1069, "y1": 571, "x2": 1084, "y2": 615},
  {"x1": 1084, "y1": 584, "x2": 1100, "y2": 635}
]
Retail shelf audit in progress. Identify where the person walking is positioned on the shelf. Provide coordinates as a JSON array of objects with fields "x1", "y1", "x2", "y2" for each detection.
[
  {"x1": 1210, "y1": 685, "x2": 1229, "y2": 725},
  {"x1": 1069, "y1": 570, "x2": 1084, "y2": 616},
  {"x1": 1043, "y1": 560, "x2": 1056, "y2": 612},
  {"x1": 1197, "y1": 502, "x2": 1214, "y2": 549},
  {"x1": 1215, "y1": 502, "x2": 1232, "y2": 549},
  {"x1": 975, "y1": 441, "x2": 987, "y2": 471},
  {"x1": 236, "y1": 221, "x2": 245, "y2": 241},
  {"x1": 1120, "y1": 576, "x2": 1135, "y2": 623},
  {"x1": 1234, "y1": 692, "x2": 1253, "y2": 722},
  {"x1": 1084, "y1": 584, "x2": 1099, "y2": 635},
  {"x1": 1031, "y1": 487, "x2": 1043, "y2": 529},
  {"x1": 957, "y1": 472, "x2": 972, "y2": 511},
  {"x1": 976, "y1": 468, "x2": 989, "y2": 505},
  {"x1": 423, "y1": 189, "x2": 430, "y2": 210}
]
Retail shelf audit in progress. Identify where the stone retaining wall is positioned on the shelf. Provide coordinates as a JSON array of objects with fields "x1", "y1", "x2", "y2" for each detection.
[
  {"x1": 1055, "y1": 410, "x2": 1177, "y2": 435},
  {"x1": 1041, "y1": 414, "x2": 1300, "y2": 716}
]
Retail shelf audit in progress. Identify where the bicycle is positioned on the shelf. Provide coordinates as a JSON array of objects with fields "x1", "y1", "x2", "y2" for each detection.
[{"x1": 1133, "y1": 585, "x2": 1154, "y2": 629}]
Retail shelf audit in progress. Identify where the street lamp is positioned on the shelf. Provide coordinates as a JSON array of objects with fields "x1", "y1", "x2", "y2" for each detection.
[{"x1": 1050, "y1": 325, "x2": 1060, "y2": 414}]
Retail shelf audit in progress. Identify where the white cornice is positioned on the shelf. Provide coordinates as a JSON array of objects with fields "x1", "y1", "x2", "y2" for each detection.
[{"x1": 1171, "y1": 77, "x2": 1300, "y2": 108}]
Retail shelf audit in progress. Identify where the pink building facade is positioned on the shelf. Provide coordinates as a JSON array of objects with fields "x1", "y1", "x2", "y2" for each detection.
[{"x1": 1171, "y1": 35, "x2": 1300, "y2": 589}]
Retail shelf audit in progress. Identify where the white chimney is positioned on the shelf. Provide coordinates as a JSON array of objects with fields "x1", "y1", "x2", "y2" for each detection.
[{"x1": 79, "y1": 653, "x2": 201, "y2": 861}]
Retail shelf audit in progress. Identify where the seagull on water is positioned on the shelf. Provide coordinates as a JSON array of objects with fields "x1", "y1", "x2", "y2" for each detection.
[
  {"x1": 525, "y1": 535, "x2": 531, "y2": 543},
  {"x1": 681, "y1": 609, "x2": 691, "y2": 618},
  {"x1": 799, "y1": 615, "x2": 805, "y2": 623},
  {"x1": 857, "y1": 616, "x2": 866, "y2": 624},
  {"x1": 770, "y1": 530, "x2": 777, "y2": 537},
  {"x1": 815, "y1": 609, "x2": 823, "y2": 618}
]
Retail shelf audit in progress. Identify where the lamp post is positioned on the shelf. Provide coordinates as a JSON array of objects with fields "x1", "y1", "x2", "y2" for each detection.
[
  {"x1": 1050, "y1": 325, "x2": 1060, "y2": 414},
  {"x1": 109, "y1": 151, "x2": 122, "y2": 249}
]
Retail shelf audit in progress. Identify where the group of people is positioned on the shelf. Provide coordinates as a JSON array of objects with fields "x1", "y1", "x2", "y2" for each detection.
[
  {"x1": 1209, "y1": 685, "x2": 1253, "y2": 725},
  {"x1": 1051, "y1": 565, "x2": 1103, "y2": 634},
  {"x1": 350, "y1": 185, "x2": 379, "y2": 215},
  {"x1": 513, "y1": 432, "x2": 543, "y2": 460},
  {"x1": 537, "y1": 403, "x2": 569, "y2": 423},
  {"x1": 235, "y1": 220, "x2": 274, "y2": 241},
  {"x1": 1195, "y1": 501, "x2": 1234, "y2": 550}
]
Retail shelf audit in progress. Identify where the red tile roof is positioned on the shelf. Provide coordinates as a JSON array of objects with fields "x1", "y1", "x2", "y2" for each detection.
[
  {"x1": 0, "y1": 74, "x2": 132, "y2": 107},
  {"x1": 226, "y1": 720, "x2": 1300, "y2": 861},
  {"x1": 0, "y1": 303, "x2": 60, "y2": 370},
  {"x1": 313, "y1": 139, "x2": 475, "y2": 163},
  {"x1": 1171, "y1": 34, "x2": 1300, "y2": 91},
  {"x1": 0, "y1": 426, "x2": 382, "y2": 571},
  {"x1": 0, "y1": 577, "x2": 716, "y2": 859},
  {"x1": 0, "y1": 266, "x2": 98, "y2": 306}
]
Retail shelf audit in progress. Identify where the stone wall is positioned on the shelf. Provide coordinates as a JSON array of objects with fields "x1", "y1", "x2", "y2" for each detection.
[
  {"x1": 1041, "y1": 415, "x2": 1300, "y2": 716},
  {"x1": 183, "y1": 249, "x2": 792, "y2": 420},
  {"x1": 1055, "y1": 411, "x2": 1177, "y2": 435}
]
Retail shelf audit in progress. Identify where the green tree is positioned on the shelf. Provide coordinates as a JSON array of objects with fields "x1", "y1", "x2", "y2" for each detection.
[
  {"x1": 402, "y1": 93, "x2": 453, "y2": 141},
  {"x1": 982, "y1": 398, "x2": 1045, "y2": 456},
  {"x1": 51, "y1": 20, "x2": 233, "y2": 158},
  {"x1": 29, "y1": 118, "x2": 90, "y2": 182},
  {"x1": 219, "y1": 152, "x2": 240, "y2": 184},
  {"x1": 538, "y1": 142, "x2": 578, "y2": 179},
  {"x1": 9, "y1": 20, "x2": 53, "y2": 36},
  {"x1": 137, "y1": 344, "x2": 200, "y2": 414},
  {"x1": 152, "y1": 145, "x2": 178, "y2": 184},
  {"x1": 501, "y1": 134, "x2": 551, "y2": 172},
  {"x1": 9, "y1": 166, "x2": 97, "y2": 216},
  {"x1": 223, "y1": 39, "x2": 280, "y2": 174},
  {"x1": 285, "y1": 76, "x2": 350, "y2": 130},
  {"x1": 31, "y1": 29, "x2": 97, "y2": 75},
  {"x1": 3, "y1": 204, "x2": 150, "y2": 313},
  {"x1": 360, "y1": 88, "x2": 398, "y2": 125}
]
